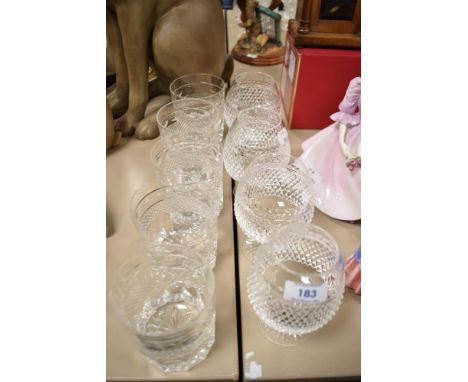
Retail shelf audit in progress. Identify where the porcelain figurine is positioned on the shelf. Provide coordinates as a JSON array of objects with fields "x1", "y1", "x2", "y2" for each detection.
[
  {"x1": 299, "y1": 77, "x2": 361, "y2": 221},
  {"x1": 345, "y1": 246, "x2": 361, "y2": 295},
  {"x1": 233, "y1": 0, "x2": 284, "y2": 65}
]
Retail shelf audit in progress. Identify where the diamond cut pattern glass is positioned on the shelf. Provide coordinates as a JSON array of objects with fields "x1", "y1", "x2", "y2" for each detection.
[
  {"x1": 223, "y1": 106, "x2": 290, "y2": 181},
  {"x1": 247, "y1": 222, "x2": 345, "y2": 344},
  {"x1": 224, "y1": 83, "x2": 281, "y2": 129},
  {"x1": 234, "y1": 154, "x2": 315, "y2": 243}
]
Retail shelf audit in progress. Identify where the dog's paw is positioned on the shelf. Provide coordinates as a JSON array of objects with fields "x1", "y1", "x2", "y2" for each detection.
[
  {"x1": 114, "y1": 113, "x2": 137, "y2": 136},
  {"x1": 135, "y1": 114, "x2": 160, "y2": 140},
  {"x1": 144, "y1": 95, "x2": 171, "y2": 117}
]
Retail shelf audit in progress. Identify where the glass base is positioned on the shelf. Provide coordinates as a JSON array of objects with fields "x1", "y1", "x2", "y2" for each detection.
[
  {"x1": 136, "y1": 314, "x2": 216, "y2": 373},
  {"x1": 258, "y1": 319, "x2": 310, "y2": 347},
  {"x1": 138, "y1": 332, "x2": 215, "y2": 373}
]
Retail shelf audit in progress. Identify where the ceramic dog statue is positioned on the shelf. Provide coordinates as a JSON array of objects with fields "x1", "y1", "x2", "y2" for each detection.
[{"x1": 107, "y1": 0, "x2": 233, "y2": 140}]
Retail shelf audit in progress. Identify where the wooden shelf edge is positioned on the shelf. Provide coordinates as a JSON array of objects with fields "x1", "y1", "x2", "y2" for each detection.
[{"x1": 288, "y1": 19, "x2": 361, "y2": 49}]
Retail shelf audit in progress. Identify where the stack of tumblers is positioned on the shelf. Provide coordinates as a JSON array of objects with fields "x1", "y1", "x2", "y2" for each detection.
[{"x1": 110, "y1": 74, "x2": 226, "y2": 372}]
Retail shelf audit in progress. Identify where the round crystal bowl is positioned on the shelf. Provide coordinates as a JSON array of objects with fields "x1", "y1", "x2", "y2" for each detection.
[
  {"x1": 234, "y1": 153, "x2": 315, "y2": 243},
  {"x1": 223, "y1": 106, "x2": 290, "y2": 181},
  {"x1": 247, "y1": 222, "x2": 345, "y2": 345}
]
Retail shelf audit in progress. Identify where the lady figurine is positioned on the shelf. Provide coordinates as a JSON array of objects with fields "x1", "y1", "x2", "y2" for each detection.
[
  {"x1": 299, "y1": 77, "x2": 361, "y2": 221},
  {"x1": 345, "y1": 246, "x2": 361, "y2": 295}
]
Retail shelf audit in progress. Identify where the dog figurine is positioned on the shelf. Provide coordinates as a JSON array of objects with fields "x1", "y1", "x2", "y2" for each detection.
[{"x1": 106, "y1": 0, "x2": 233, "y2": 140}]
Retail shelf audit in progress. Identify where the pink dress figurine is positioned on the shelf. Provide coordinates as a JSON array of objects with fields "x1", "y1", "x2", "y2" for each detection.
[
  {"x1": 345, "y1": 246, "x2": 361, "y2": 295},
  {"x1": 299, "y1": 77, "x2": 361, "y2": 221}
]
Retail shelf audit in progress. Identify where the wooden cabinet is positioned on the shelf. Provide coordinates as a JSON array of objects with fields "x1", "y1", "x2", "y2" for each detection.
[{"x1": 289, "y1": 0, "x2": 361, "y2": 48}]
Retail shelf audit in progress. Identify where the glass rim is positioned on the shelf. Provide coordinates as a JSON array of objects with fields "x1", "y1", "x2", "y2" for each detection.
[
  {"x1": 235, "y1": 106, "x2": 282, "y2": 128},
  {"x1": 156, "y1": 106, "x2": 217, "y2": 140},
  {"x1": 156, "y1": 98, "x2": 215, "y2": 119},
  {"x1": 150, "y1": 137, "x2": 218, "y2": 164},
  {"x1": 169, "y1": 73, "x2": 226, "y2": 99},
  {"x1": 130, "y1": 185, "x2": 214, "y2": 232},
  {"x1": 162, "y1": 98, "x2": 215, "y2": 107},
  {"x1": 132, "y1": 185, "x2": 210, "y2": 212},
  {"x1": 233, "y1": 71, "x2": 276, "y2": 85},
  {"x1": 225, "y1": 83, "x2": 280, "y2": 108},
  {"x1": 266, "y1": 223, "x2": 341, "y2": 272}
]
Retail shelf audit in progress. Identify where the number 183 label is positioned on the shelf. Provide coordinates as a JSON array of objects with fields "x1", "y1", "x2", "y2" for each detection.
[{"x1": 283, "y1": 281, "x2": 328, "y2": 303}]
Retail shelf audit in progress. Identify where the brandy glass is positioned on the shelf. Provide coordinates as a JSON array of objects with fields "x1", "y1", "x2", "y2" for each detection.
[
  {"x1": 247, "y1": 222, "x2": 345, "y2": 345},
  {"x1": 234, "y1": 153, "x2": 315, "y2": 243},
  {"x1": 223, "y1": 106, "x2": 290, "y2": 181},
  {"x1": 224, "y1": 81, "x2": 281, "y2": 129}
]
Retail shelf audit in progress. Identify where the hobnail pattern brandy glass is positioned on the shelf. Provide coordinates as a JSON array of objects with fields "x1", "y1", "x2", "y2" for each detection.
[
  {"x1": 109, "y1": 250, "x2": 215, "y2": 372},
  {"x1": 132, "y1": 186, "x2": 218, "y2": 268},
  {"x1": 247, "y1": 222, "x2": 345, "y2": 344},
  {"x1": 234, "y1": 153, "x2": 315, "y2": 243},
  {"x1": 223, "y1": 106, "x2": 290, "y2": 181},
  {"x1": 224, "y1": 83, "x2": 281, "y2": 129}
]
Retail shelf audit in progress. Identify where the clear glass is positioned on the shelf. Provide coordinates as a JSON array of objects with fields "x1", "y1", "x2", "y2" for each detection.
[
  {"x1": 169, "y1": 74, "x2": 226, "y2": 143},
  {"x1": 224, "y1": 82, "x2": 281, "y2": 129},
  {"x1": 132, "y1": 186, "x2": 218, "y2": 268},
  {"x1": 247, "y1": 222, "x2": 345, "y2": 345},
  {"x1": 223, "y1": 106, "x2": 291, "y2": 181},
  {"x1": 234, "y1": 153, "x2": 315, "y2": 243},
  {"x1": 109, "y1": 250, "x2": 215, "y2": 372},
  {"x1": 151, "y1": 140, "x2": 224, "y2": 216},
  {"x1": 156, "y1": 99, "x2": 219, "y2": 147},
  {"x1": 232, "y1": 71, "x2": 277, "y2": 88}
]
